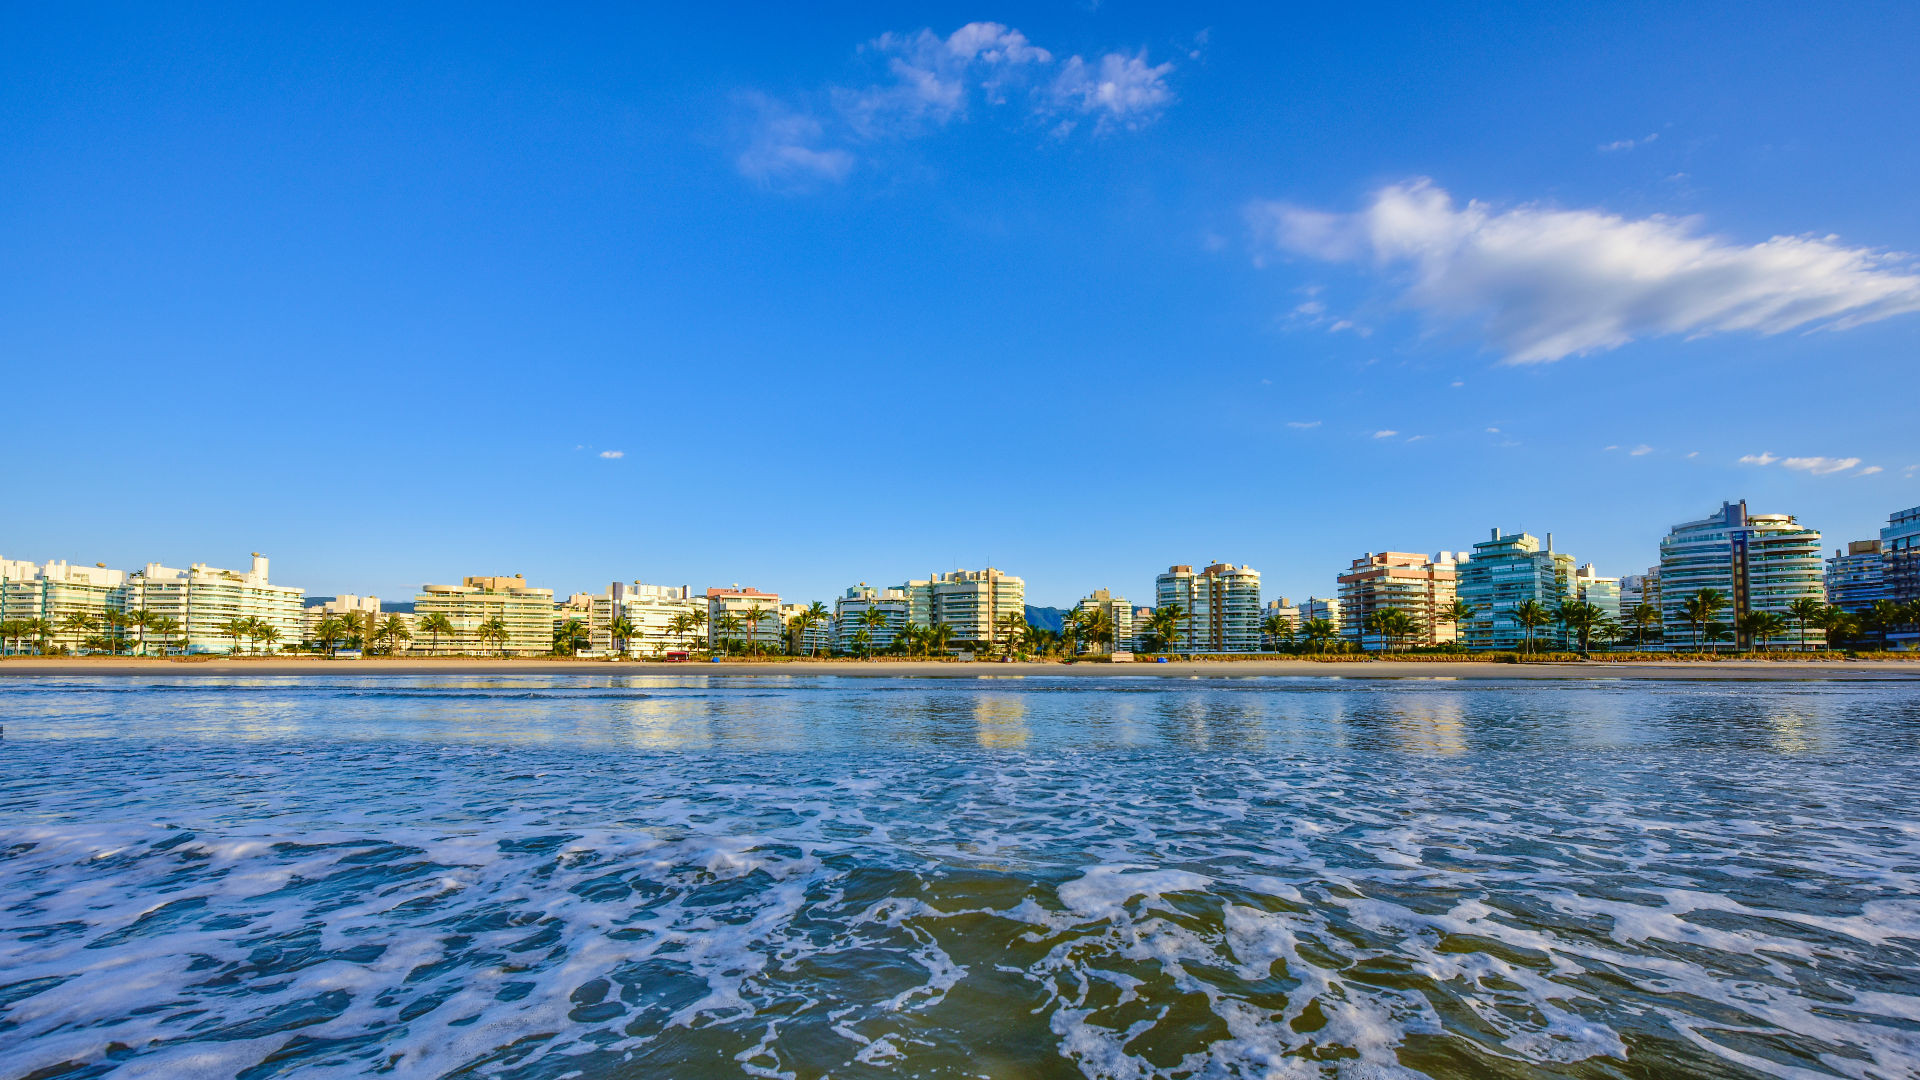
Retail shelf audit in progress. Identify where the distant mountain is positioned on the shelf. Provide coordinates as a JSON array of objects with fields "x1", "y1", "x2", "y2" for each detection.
[{"x1": 1024, "y1": 605, "x2": 1067, "y2": 634}]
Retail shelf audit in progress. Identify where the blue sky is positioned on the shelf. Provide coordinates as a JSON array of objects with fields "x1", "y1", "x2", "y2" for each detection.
[{"x1": 4, "y1": 3, "x2": 1918, "y2": 607}]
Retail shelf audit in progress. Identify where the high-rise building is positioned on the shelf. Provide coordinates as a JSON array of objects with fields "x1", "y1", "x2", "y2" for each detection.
[
  {"x1": 1298, "y1": 596, "x2": 1342, "y2": 628},
  {"x1": 1881, "y1": 506, "x2": 1920, "y2": 651},
  {"x1": 1658, "y1": 500, "x2": 1824, "y2": 650},
  {"x1": 780, "y1": 602, "x2": 834, "y2": 656},
  {"x1": 1261, "y1": 598, "x2": 1299, "y2": 646},
  {"x1": 1573, "y1": 563, "x2": 1621, "y2": 624},
  {"x1": 1155, "y1": 562, "x2": 1261, "y2": 652},
  {"x1": 589, "y1": 582, "x2": 702, "y2": 656},
  {"x1": 1336, "y1": 552, "x2": 1459, "y2": 649},
  {"x1": 897, "y1": 568, "x2": 1025, "y2": 653},
  {"x1": 1072, "y1": 588, "x2": 1133, "y2": 653},
  {"x1": 413, "y1": 575, "x2": 555, "y2": 656},
  {"x1": 1456, "y1": 530, "x2": 1575, "y2": 650},
  {"x1": 834, "y1": 585, "x2": 910, "y2": 653},
  {"x1": 125, "y1": 554, "x2": 305, "y2": 654},
  {"x1": 707, "y1": 586, "x2": 783, "y2": 650},
  {"x1": 0, "y1": 558, "x2": 129, "y2": 652},
  {"x1": 1825, "y1": 541, "x2": 1889, "y2": 615}
]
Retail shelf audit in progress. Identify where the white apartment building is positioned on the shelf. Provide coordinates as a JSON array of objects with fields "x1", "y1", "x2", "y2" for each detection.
[
  {"x1": 1658, "y1": 500, "x2": 1825, "y2": 650},
  {"x1": 124, "y1": 554, "x2": 306, "y2": 654},
  {"x1": 781, "y1": 602, "x2": 834, "y2": 656},
  {"x1": 898, "y1": 568, "x2": 1026, "y2": 653},
  {"x1": 0, "y1": 558, "x2": 131, "y2": 652},
  {"x1": 590, "y1": 581, "x2": 703, "y2": 656},
  {"x1": 708, "y1": 586, "x2": 783, "y2": 651},
  {"x1": 413, "y1": 575, "x2": 555, "y2": 656},
  {"x1": 1155, "y1": 562, "x2": 1262, "y2": 652},
  {"x1": 834, "y1": 585, "x2": 911, "y2": 653},
  {"x1": 1072, "y1": 588, "x2": 1133, "y2": 653},
  {"x1": 299, "y1": 594, "x2": 390, "y2": 645}
]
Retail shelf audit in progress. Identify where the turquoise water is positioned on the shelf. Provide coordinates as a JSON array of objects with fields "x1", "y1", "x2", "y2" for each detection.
[{"x1": 1, "y1": 674, "x2": 1917, "y2": 1078}]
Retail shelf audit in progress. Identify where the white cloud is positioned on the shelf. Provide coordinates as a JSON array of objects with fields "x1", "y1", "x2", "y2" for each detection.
[
  {"x1": 1286, "y1": 420, "x2": 1320, "y2": 429},
  {"x1": 1405, "y1": 434, "x2": 1427, "y2": 442},
  {"x1": 1603, "y1": 444, "x2": 1620, "y2": 451},
  {"x1": 1686, "y1": 451, "x2": 1699, "y2": 458},
  {"x1": 1740, "y1": 451, "x2": 1869, "y2": 476},
  {"x1": 1048, "y1": 51, "x2": 1175, "y2": 127},
  {"x1": 1860, "y1": 465, "x2": 1884, "y2": 476},
  {"x1": 1630, "y1": 444, "x2": 1653, "y2": 456},
  {"x1": 1372, "y1": 429, "x2": 1398, "y2": 439},
  {"x1": 1599, "y1": 132, "x2": 1658, "y2": 153},
  {"x1": 735, "y1": 93, "x2": 856, "y2": 186},
  {"x1": 599, "y1": 450, "x2": 625, "y2": 459},
  {"x1": 1249, "y1": 179, "x2": 1920, "y2": 363},
  {"x1": 738, "y1": 23, "x2": 1173, "y2": 184},
  {"x1": 1449, "y1": 380, "x2": 1464, "y2": 387},
  {"x1": 1486, "y1": 427, "x2": 1500, "y2": 433}
]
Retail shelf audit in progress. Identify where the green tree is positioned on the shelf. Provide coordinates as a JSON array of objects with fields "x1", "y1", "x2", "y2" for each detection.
[
  {"x1": 553, "y1": 618, "x2": 590, "y2": 656},
  {"x1": 1786, "y1": 596, "x2": 1826, "y2": 652},
  {"x1": 1555, "y1": 600, "x2": 1607, "y2": 655},
  {"x1": 926, "y1": 622, "x2": 955, "y2": 658},
  {"x1": 60, "y1": 611, "x2": 100, "y2": 653},
  {"x1": 251, "y1": 622, "x2": 281, "y2": 654},
  {"x1": 1147, "y1": 603, "x2": 1186, "y2": 656},
  {"x1": 146, "y1": 615, "x2": 179, "y2": 656},
  {"x1": 1440, "y1": 599, "x2": 1476, "y2": 646},
  {"x1": 1300, "y1": 618, "x2": 1339, "y2": 654},
  {"x1": 314, "y1": 616, "x2": 348, "y2": 657},
  {"x1": 1260, "y1": 612, "x2": 1294, "y2": 653},
  {"x1": 1681, "y1": 589, "x2": 1727, "y2": 653},
  {"x1": 477, "y1": 616, "x2": 509, "y2": 657},
  {"x1": 1627, "y1": 603, "x2": 1663, "y2": 649},
  {"x1": 124, "y1": 609, "x2": 152, "y2": 656},
  {"x1": 792, "y1": 601, "x2": 830, "y2": 657},
  {"x1": 849, "y1": 628, "x2": 873, "y2": 658},
  {"x1": 995, "y1": 611, "x2": 1027, "y2": 659},
  {"x1": 377, "y1": 614, "x2": 412, "y2": 656},
  {"x1": 714, "y1": 610, "x2": 744, "y2": 656},
  {"x1": 1737, "y1": 610, "x2": 1789, "y2": 652},
  {"x1": 608, "y1": 616, "x2": 637, "y2": 656},
  {"x1": 417, "y1": 612, "x2": 455, "y2": 655},
  {"x1": 859, "y1": 605, "x2": 890, "y2": 659},
  {"x1": 1512, "y1": 599, "x2": 1552, "y2": 655}
]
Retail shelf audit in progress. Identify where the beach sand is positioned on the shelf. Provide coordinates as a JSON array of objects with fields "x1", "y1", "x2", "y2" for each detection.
[{"x1": 1, "y1": 656, "x2": 1915, "y2": 680}]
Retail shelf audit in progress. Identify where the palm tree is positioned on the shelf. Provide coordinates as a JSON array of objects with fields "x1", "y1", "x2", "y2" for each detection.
[
  {"x1": 477, "y1": 616, "x2": 509, "y2": 657},
  {"x1": 715, "y1": 610, "x2": 744, "y2": 657},
  {"x1": 553, "y1": 618, "x2": 590, "y2": 656},
  {"x1": 214, "y1": 617, "x2": 249, "y2": 654},
  {"x1": 1627, "y1": 603, "x2": 1663, "y2": 649},
  {"x1": 1555, "y1": 600, "x2": 1607, "y2": 656},
  {"x1": 1062, "y1": 610, "x2": 1088, "y2": 656},
  {"x1": 788, "y1": 601, "x2": 828, "y2": 658},
  {"x1": 1703, "y1": 620, "x2": 1732, "y2": 653},
  {"x1": 1439, "y1": 599, "x2": 1476, "y2": 647},
  {"x1": 686, "y1": 605, "x2": 708, "y2": 651},
  {"x1": 849, "y1": 628, "x2": 873, "y2": 658},
  {"x1": 1300, "y1": 618, "x2": 1339, "y2": 654},
  {"x1": 124, "y1": 609, "x2": 152, "y2": 656},
  {"x1": 60, "y1": 611, "x2": 100, "y2": 654},
  {"x1": 1786, "y1": 597, "x2": 1826, "y2": 653},
  {"x1": 667, "y1": 611, "x2": 694, "y2": 656},
  {"x1": 608, "y1": 616, "x2": 637, "y2": 656},
  {"x1": 995, "y1": 611, "x2": 1027, "y2": 659},
  {"x1": 1737, "y1": 610, "x2": 1789, "y2": 652},
  {"x1": 1260, "y1": 612, "x2": 1293, "y2": 653},
  {"x1": 859, "y1": 605, "x2": 890, "y2": 659},
  {"x1": 926, "y1": 622, "x2": 956, "y2": 658},
  {"x1": 146, "y1": 615, "x2": 179, "y2": 656},
  {"x1": 251, "y1": 623, "x2": 281, "y2": 655},
  {"x1": 377, "y1": 615, "x2": 412, "y2": 656},
  {"x1": 1512, "y1": 599, "x2": 1552, "y2": 656},
  {"x1": 314, "y1": 616, "x2": 347, "y2": 657},
  {"x1": 417, "y1": 612, "x2": 455, "y2": 655},
  {"x1": 1147, "y1": 603, "x2": 1186, "y2": 657},
  {"x1": 0, "y1": 619, "x2": 21, "y2": 656},
  {"x1": 1024, "y1": 623, "x2": 1058, "y2": 657},
  {"x1": 1681, "y1": 589, "x2": 1727, "y2": 653}
]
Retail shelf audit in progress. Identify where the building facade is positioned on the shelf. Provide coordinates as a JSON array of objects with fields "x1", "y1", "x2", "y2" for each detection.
[
  {"x1": 779, "y1": 602, "x2": 834, "y2": 655},
  {"x1": 834, "y1": 585, "x2": 910, "y2": 654},
  {"x1": 0, "y1": 558, "x2": 130, "y2": 652},
  {"x1": 590, "y1": 581, "x2": 703, "y2": 656},
  {"x1": 1155, "y1": 562, "x2": 1261, "y2": 652},
  {"x1": 1336, "y1": 551, "x2": 1459, "y2": 649},
  {"x1": 1825, "y1": 541, "x2": 1889, "y2": 615},
  {"x1": 1456, "y1": 530, "x2": 1574, "y2": 651},
  {"x1": 1298, "y1": 597, "x2": 1342, "y2": 628},
  {"x1": 124, "y1": 555, "x2": 305, "y2": 654},
  {"x1": 899, "y1": 568, "x2": 1025, "y2": 653},
  {"x1": 1072, "y1": 588, "x2": 1133, "y2": 653},
  {"x1": 1573, "y1": 564, "x2": 1621, "y2": 624},
  {"x1": 1658, "y1": 501, "x2": 1825, "y2": 650},
  {"x1": 413, "y1": 575, "x2": 555, "y2": 656},
  {"x1": 1882, "y1": 506, "x2": 1920, "y2": 650},
  {"x1": 1262, "y1": 598, "x2": 1299, "y2": 649},
  {"x1": 707, "y1": 586, "x2": 783, "y2": 650}
]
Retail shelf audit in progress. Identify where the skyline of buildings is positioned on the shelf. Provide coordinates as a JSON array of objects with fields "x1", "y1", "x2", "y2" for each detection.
[{"x1": 4, "y1": 500, "x2": 1917, "y2": 656}]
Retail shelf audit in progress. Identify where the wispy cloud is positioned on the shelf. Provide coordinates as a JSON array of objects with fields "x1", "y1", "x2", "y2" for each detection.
[
  {"x1": 1372, "y1": 429, "x2": 1399, "y2": 439},
  {"x1": 1286, "y1": 420, "x2": 1320, "y2": 429},
  {"x1": 1248, "y1": 179, "x2": 1920, "y2": 363},
  {"x1": 737, "y1": 22, "x2": 1175, "y2": 186},
  {"x1": 1630, "y1": 444, "x2": 1653, "y2": 456},
  {"x1": 599, "y1": 450, "x2": 625, "y2": 460},
  {"x1": 1599, "y1": 132, "x2": 1658, "y2": 153},
  {"x1": 1741, "y1": 451, "x2": 1870, "y2": 476},
  {"x1": 1860, "y1": 465, "x2": 1884, "y2": 476}
]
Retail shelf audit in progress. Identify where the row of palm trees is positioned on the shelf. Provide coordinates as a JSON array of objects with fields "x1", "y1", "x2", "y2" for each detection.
[{"x1": 0, "y1": 610, "x2": 186, "y2": 655}]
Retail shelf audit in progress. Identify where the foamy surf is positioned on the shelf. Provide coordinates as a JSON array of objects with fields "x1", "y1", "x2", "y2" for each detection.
[{"x1": 1, "y1": 674, "x2": 1917, "y2": 1078}]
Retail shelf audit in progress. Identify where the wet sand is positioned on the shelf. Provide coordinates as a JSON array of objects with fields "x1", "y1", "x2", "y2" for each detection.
[{"x1": 1, "y1": 656, "x2": 1915, "y2": 680}]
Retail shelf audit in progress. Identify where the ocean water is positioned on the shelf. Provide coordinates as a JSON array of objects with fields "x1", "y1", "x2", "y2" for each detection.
[{"x1": 2, "y1": 674, "x2": 1918, "y2": 1080}]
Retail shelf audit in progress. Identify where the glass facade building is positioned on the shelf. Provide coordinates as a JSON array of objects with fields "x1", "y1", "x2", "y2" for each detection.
[{"x1": 1658, "y1": 501, "x2": 1824, "y2": 650}]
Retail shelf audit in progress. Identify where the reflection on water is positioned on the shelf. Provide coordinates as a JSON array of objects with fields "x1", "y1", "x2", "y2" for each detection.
[{"x1": 0, "y1": 674, "x2": 1917, "y2": 1080}]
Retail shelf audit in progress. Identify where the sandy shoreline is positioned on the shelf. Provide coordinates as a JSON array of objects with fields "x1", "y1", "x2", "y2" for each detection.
[{"x1": 1, "y1": 656, "x2": 1916, "y2": 681}]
